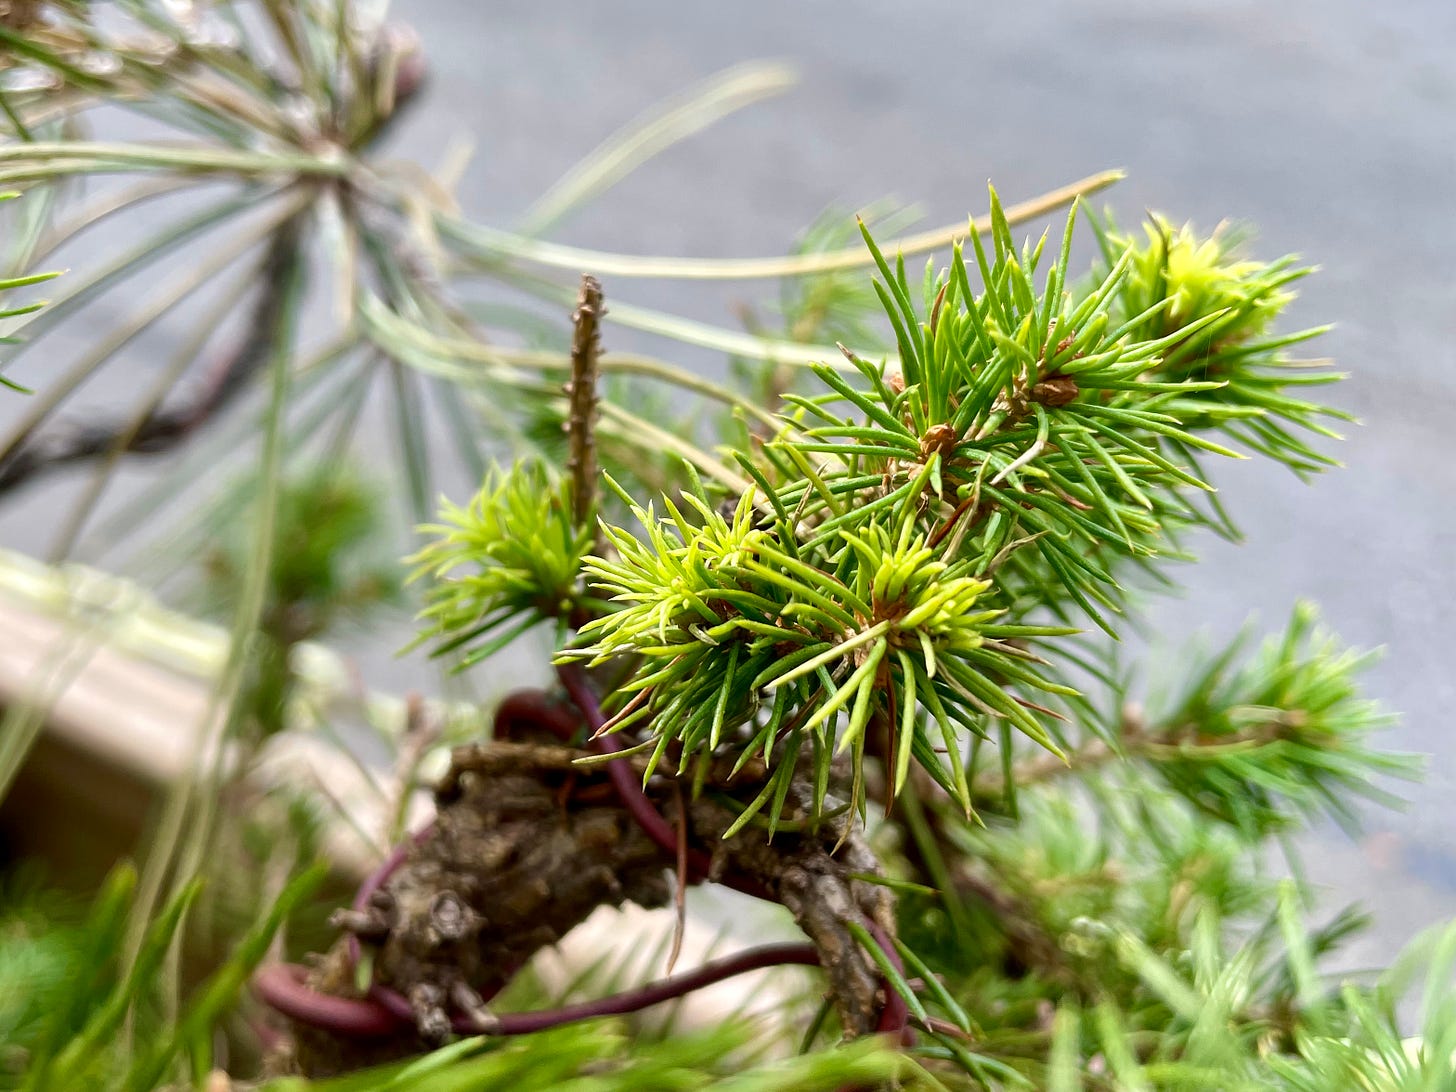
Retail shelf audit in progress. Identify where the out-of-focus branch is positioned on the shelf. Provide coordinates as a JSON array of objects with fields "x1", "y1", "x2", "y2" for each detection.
[
  {"x1": 0, "y1": 25, "x2": 430, "y2": 498},
  {"x1": 0, "y1": 214, "x2": 305, "y2": 496}
]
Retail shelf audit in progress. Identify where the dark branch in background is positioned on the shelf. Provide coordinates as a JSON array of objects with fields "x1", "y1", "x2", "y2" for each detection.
[
  {"x1": 0, "y1": 216, "x2": 305, "y2": 496},
  {"x1": 0, "y1": 25, "x2": 428, "y2": 499}
]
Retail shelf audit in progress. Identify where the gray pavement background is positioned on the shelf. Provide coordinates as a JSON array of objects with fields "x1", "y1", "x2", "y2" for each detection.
[{"x1": 4, "y1": 1, "x2": 1455, "y2": 965}]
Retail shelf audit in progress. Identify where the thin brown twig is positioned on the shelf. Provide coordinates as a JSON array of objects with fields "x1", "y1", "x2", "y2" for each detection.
[
  {"x1": 927, "y1": 493, "x2": 985, "y2": 551},
  {"x1": 970, "y1": 702, "x2": 1308, "y2": 801}
]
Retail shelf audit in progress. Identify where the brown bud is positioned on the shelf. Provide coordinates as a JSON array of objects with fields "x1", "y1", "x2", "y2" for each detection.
[
  {"x1": 918, "y1": 422, "x2": 959, "y2": 461},
  {"x1": 1028, "y1": 375, "x2": 1079, "y2": 407}
]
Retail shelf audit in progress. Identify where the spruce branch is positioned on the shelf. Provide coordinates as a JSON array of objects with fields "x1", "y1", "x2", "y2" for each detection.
[
  {"x1": 562, "y1": 480, "x2": 1075, "y2": 827},
  {"x1": 492, "y1": 190, "x2": 1365, "y2": 836},
  {"x1": 1133, "y1": 603, "x2": 1418, "y2": 836},
  {"x1": 408, "y1": 461, "x2": 596, "y2": 668},
  {"x1": 970, "y1": 605, "x2": 1417, "y2": 837},
  {"x1": 5, "y1": 3, "x2": 1433, "y2": 1087},
  {"x1": 1088, "y1": 210, "x2": 1349, "y2": 475}
]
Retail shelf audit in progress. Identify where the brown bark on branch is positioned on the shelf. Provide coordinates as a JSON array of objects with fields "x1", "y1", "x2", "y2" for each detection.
[{"x1": 291, "y1": 736, "x2": 895, "y2": 1076}]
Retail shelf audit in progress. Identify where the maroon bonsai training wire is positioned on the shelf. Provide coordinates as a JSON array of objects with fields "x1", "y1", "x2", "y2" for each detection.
[
  {"x1": 253, "y1": 964, "x2": 402, "y2": 1037},
  {"x1": 557, "y1": 664, "x2": 909, "y2": 1041},
  {"x1": 868, "y1": 921, "x2": 911, "y2": 1044},
  {"x1": 256, "y1": 679, "x2": 911, "y2": 1047},
  {"x1": 253, "y1": 942, "x2": 821, "y2": 1039},
  {"x1": 556, "y1": 662, "x2": 715, "y2": 882},
  {"x1": 467, "y1": 942, "x2": 820, "y2": 1035}
]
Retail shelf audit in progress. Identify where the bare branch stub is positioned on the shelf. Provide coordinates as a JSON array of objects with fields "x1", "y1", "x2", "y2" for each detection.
[{"x1": 565, "y1": 274, "x2": 603, "y2": 539}]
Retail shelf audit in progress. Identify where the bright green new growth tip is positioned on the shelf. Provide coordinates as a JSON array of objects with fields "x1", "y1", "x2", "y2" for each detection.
[{"x1": 415, "y1": 187, "x2": 1350, "y2": 835}]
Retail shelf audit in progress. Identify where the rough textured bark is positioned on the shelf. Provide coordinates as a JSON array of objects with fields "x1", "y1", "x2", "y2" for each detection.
[{"x1": 289, "y1": 736, "x2": 895, "y2": 1076}]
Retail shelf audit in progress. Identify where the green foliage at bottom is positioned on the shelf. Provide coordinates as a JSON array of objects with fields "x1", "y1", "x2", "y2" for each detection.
[
  {"x1": 0, "y1": 862, "x2": 325, "y2": 1092},
  {"x1": 262, "y1": 1024, "x2": 923, "y2": 1092}
]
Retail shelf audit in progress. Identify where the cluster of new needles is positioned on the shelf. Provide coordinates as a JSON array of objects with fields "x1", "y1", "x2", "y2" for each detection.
[{"x1": 251, "y1": 189, "x2": 1374, "y2": 1079}]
